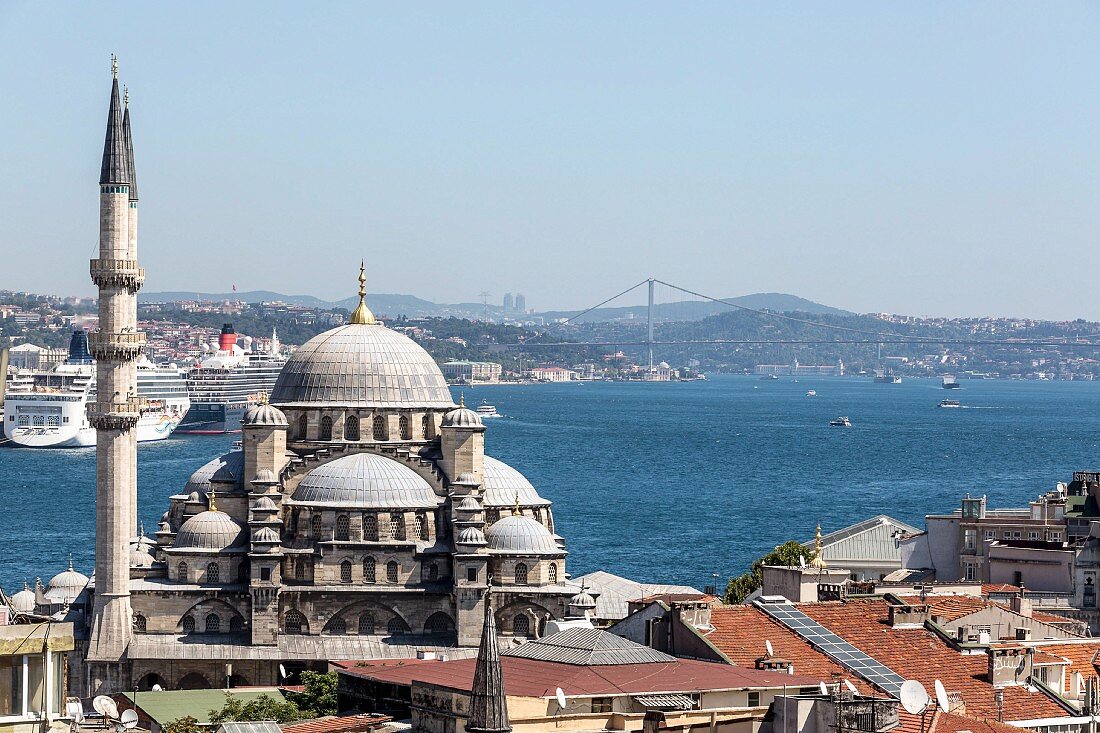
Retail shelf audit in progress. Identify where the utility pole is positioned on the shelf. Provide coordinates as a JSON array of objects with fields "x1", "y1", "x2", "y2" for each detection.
[{"x1": 647, "y1": 278, "x2": 654, "y2": 370}]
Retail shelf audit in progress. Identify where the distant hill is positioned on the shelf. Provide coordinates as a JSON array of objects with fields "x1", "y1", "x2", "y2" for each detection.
[{"x1": 141, "y1": 290, "x2": 849, "y2": 321}]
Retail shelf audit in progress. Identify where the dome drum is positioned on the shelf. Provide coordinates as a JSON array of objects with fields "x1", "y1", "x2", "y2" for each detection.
[{"x1": 170, "y1": 510, "x2": 248, "y2": 555}]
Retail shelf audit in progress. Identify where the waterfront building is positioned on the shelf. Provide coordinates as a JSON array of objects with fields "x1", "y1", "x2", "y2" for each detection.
[
  {"x1": 527, "y1": 367, "x2": 574, "y2": 382},
  {"x1": 440, "y1": 361, "x2": 502, "y2": 383},
  {"x1": 753, "y1": 360, "x2": 843, "y2": 377},
  {"x1": 806, "y1": 515, "x2": 920, "y2": 581}
]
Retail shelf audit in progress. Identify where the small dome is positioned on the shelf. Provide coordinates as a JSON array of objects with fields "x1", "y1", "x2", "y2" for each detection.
[
  {"x1": 456, "y1": 495, "x2": 481, "y2": 512},
  {"x1": 291, "y1": 453, "x2": 440, "y2": 508},
  {"x1": 45, "y1": 563, "x2": 90, "y2": 604},
  {"x1": 569, "y1": 588, "x2": 597, "y2": 610},
  {"x1": 243, "y1": 402, "x2": 288, "y2": 428},
  {"x1": 482, "y1": 457, "x2": 551, "y2": 507},
  {"x1": 485, "y1": 514, "x2": 563, "y2": 555},
  {"x1": 253, "y1": 527, "x2": 281, "y2": 543},
  {"x1": 458, "y1": 526, "x2": 487, "y2": 545},
  {"x1": 455, "y1": 471, "x2": 479, "y2": 484},
  {"x1": 129, "y1": 547, "x2": 155, "y2": 568},
  {"x1": 253, "y1": 496, "x2": 279, "y2": 511},
  {"x1": 252, "y1": 468, "x2": 279, "y2": 485},
  {"x1": 172, "y1": 510, "x2": 247, "y2": 553},
  {"x1": 9, "y1": 585, "x2": 35, "y2": 614},
  {"x1": 442, "y1": 406, "x2": 482, "y2": 428},
  {"x1": 185, "y1": 451, "x2": 244, "y2": 495}
]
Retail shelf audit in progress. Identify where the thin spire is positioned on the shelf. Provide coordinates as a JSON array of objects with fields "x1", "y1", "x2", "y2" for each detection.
[
  {"x1": 122, "y1": 90, "x2": 138, "y2": 201},
  {"x1": 466, "y1": 587, "x2": 511, "y2": 733},
  {"x1": 810, "y1": 522, "x2": 827, "y2": 568},
  {"x1": 100, "y1": 56, "x2": 128, "y2": 186},
  {"x1": 348, "y1": 260, "x2": 377, "y2": 325},
  {"x1": 68, "y1": 554, "x2": 74, "y2": 572},
  {"x1": 512, "y1": 492, "x2": 520, "y2": 516}
]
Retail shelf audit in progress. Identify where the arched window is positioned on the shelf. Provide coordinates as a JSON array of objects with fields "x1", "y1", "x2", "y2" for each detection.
[
  {"x1": 399, "y1": 415, "x2": 411, "y2": 440},
  {"x1": 229, "y1": 616, "x2": 243, "y2": 632},
  {"x1": 363, "y1": 556, "x2": 376, "y2": 583},
  {"x1": 311, "y1": 514, "x2": 322, "y2": 538},
  {"x1": 547, "y1": 511, "x2": 555, "y2": 534},
  {"x1": 238, "y1": 561, "x2": 250, "y2": 583},
  {"x1": 177, "y1": 561, "x2": 188, "y2": 581},
  {"x1": 284, "y1": 610, "x2": 307, "y2": 635},
  {"x1": 424, "y1": 613, "x2": 454, "y2": 635},
  {"x1": 363, "y1": 514, "x2": 378, "y2": 541},
  {"x1": 182, "y1": 615, "x2": 195, "y2": 634},
  {"x1": 319, "y1": 415, "x2": 333, "y2": 440},
  {"x1": 421, "y1": 562, "x2": 438, "y2": 582},
  {"x1": 421, "y1": 414, "x2": 431, "y2": 439},
  {"x1": 415, "y1": 514, "x2": 428, "y2": 541},
  {"x1": 386, "y1": 560, "x2": 399, "y2": 584},
  {"x1": 358, "y1": 613, "x2": 375, "y2": 635},
  {"x1": 340, "y1": 559, "x2": 353, "y2": 584},
  {"x1": 295, "y1": 558, "x2": 306, "y2": 580},
  {"x1": 298, "y1": 414, "x2": 308, "y2": 440},
  {"x1": 345, "y1": 415, "x2": 360, "y2": 441},
  {"x1": 205, "y1": 613, "x2": 221, "y2": 633},
  {"x1": 336, "y1": 515, "x2": 350, "y2": 541},
  {"x1": 373, "y1": 414, "x2": 387, "y2": 441},
  {"x1": 387, "y1": 617, "x2": 410, "y2": 635},
  {"x1": 486, "y1": 508, "x2": 500, "y2": 525},
  {"x1": 548, "y1": 563, "x2": 558, "y2": 584},
  {"x1": 391, "y1": 515, "x2": 406, "y2": 541},
  {"x1": 206, "y1": 562, "x2": 219, "y2": 583},
  {"x1": 513, "y1": 614, "x2": 530, "y2": 637},
  {"x1": 134, "y1": 614, "x2": 147, "y2": 632},
  {"x1": 327, "y1": 617, "x2": 347, "y2": 635},
  {"x1": 514, "y1": 562, "x2": 528, "y2": 585}
]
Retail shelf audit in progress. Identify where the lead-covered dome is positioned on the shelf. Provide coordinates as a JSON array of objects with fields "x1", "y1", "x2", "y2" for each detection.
[
  {"x1": 45, "y1": 562, "x2": 89, "y2": 604},
  {"x1": 291, "y1": 453, "x2": 440, "y2": 508},
  {"x1": 173, "y1": 510, "x2": 247, "y2": 553},
  {"x1": 270, "y1": 323, "x2": 455, "y2": 408},
  {"x1": 483, "y1": 457, "x2": 551, "y2": 507},
  {"x1": 185, "y1": 451, "x2": 244, "y2": 495},
  {"x1": 485, "y1": 514, "x2": 563, "y2": 555},
  {"x1": 243, "y1": 402, "x2": 288, "y2": 427},
  {"x1": 9, "y1": 584, "x2": 35, "y2": 614}
]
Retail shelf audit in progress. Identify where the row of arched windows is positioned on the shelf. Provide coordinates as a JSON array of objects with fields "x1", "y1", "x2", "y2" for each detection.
[
  {"x1": 305, "y1": 512, "x2": 431, "y2": 542},
  {"x1": 483, "y1": 507, "x2": 555, "y2": 534},
  {"x1": 180, "y1": 612, "x2": 243, "y2": 634},
  {"x1": 336, "y1": 557, "x2": 406, "y2": 584},
  {"x1": 316, "y1": 612, "x2": 455, "y2": 636},
  {"x1": 178, "y1": 560, "x2": 248, "y2": 584},
  {"x1": 295, "y1": 413, "x2": 429, "y2": 442}
]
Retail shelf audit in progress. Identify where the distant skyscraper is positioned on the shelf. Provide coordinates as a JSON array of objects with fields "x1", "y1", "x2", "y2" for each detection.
[
  {"x1": 515, "y1": 293, "x2": 526, "y2": 314},
  {"x1": 502, "y1": 293, "x2": 514, "y2": 312}
]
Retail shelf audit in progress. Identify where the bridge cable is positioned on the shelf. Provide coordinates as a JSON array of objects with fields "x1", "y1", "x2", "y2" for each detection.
[{"x1": 560, "y1": 279, "x2": 652, "y2": 325}]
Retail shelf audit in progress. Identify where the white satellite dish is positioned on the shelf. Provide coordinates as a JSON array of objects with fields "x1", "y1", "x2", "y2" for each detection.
[
  {"x1": 278, "y1": 664, "x2": 288, "y2": 680},
  {"x1": 844, "y1": 680, "x2": 858, "y2": 695},
  {"x1": 555, "y1": 687, "x2": 567, "y2": 710},
  {"x1": 899, "y1": 680, "x2": 930, "y2": 715},
  {"x1": 819, "y1": 682, "x2": 829, "y2": 695},
  {"x1": 92, "y1": 696, "x2": 118, "y2": 720},
  {"x1": 934, "y1": 679, "x2": 950, "y2": 712},
  {"x1": 120, "y1": 709, "x2": 139, "y2": 729},
  {"x1": 765, "y1": 640, "x2": 774, "y2": 657},
  {"x1": 151, "y1": 684, "x2": 163, "y2": 692},
  {"x1": 66, "y1": 700, "x2": 85, "y2": 722},
  {"x1": 799, "y1": 555, "x2": 807, "y2": 568}
]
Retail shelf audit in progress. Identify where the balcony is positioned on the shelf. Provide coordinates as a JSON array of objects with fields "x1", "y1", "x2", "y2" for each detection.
[
  {"x1": 87, "y1": 399, "x2": 145, "y2": 431},
  {"x1": 89, "y1": 258, "x2": 145, "y2": 292},
  {"x1": 88, "y1": 330, "x2": 147, "y2": 361}
]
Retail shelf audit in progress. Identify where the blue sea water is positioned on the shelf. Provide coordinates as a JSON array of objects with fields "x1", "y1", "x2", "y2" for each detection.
[{"x1": 3, "y1": 375, "x2": 1100, "y2": 593}]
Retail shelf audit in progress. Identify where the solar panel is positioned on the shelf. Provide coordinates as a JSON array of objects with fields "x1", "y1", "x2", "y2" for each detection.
[{"x1": 755, "y1": 600, "x2": 907, "y2": 698}]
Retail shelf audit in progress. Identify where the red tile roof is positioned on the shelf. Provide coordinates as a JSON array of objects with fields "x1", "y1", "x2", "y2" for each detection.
[
  {"x1": 929, "y1": 709, "x2": 1033, "y2": 733},
  {"x1": 982, "y1": 584, "x2": 1022, "y2": 595},
  {"x1": 895, "y1": 595, "x2": 991, "y2": 623},
  {"x1": 281, "y1": 715, "x2": 391, "y2": 733},
  {"x1": 1031, "y1": 641, "x2": 1100, "y2": 683}
]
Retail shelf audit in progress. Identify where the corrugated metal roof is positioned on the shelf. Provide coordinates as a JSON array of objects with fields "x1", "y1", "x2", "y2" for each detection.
[
  {"x1": 633, "y1": 694, "x2": 695, "y2": 710},
  {"x1": 127, "y1": 634, "x2": 478, "y2": 661},
  {"x1": 806, "y1": 515, "x2": 919, "y2": 564},
  {"x1": 572, "y1": 571, "x2": 701, "y2": 621},
  {"x1": 502, "y1": 628, "x2": 676, "y2": 666}
]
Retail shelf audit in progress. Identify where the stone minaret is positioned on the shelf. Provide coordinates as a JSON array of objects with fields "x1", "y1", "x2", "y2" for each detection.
[
  {"x1": 87, "y1": 56, "x2": 145, "y2": 679},
  {"x1": 122, "y1": 85, "x2": 140, "y2": 537}
]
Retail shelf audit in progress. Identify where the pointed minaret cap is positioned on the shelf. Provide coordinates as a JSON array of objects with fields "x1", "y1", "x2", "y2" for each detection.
[
  {"x1": 100, "y1": 54, "x2": 129, "y2": 186},
  {"x1": 466, "y1": 585, "x2": 511, "y2": 733},
  {"x1": 122, "y1": 85, "x2": 138, "y2": 201},
  {"x1": 348, "y1": 261, "x2": 377, "y2": 325}
]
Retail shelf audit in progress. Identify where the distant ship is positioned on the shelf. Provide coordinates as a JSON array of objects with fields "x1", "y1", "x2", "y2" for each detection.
[
  {"x1": 873, "y1": 369, "x2": 902, "y2": 384},
  {"x1": 829, "y1": 416, "x2": 852, "y2": 427},
  {"x1": 177, "y1": 324, "x2": 286, "y2": 434},
  {"x1": 939, "y1": 399, "x2": 961, "y2": 408},
  {"x1": 476, "y1": 402, "x2": 501, "y2": 418},
  {"x1": 942, "y1": 375, "x2": 961, "y2": 389},
  {"x1": 3, "y1": 331, "x2": 189, "y2": 448}
]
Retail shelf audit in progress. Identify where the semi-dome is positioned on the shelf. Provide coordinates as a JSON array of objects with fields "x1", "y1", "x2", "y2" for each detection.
[
  {"x1": 253, "y1": 495, "x2": 279, "y2": 511},
  {"x1": 252, "y1": 527, "x2": 281, "y2": 543},
  {"x1": 45, "y1": 562, "x2": 89, "y2": 604},
  {"x1": 243, "y1": 402, "x2": 288, "y2": 427},
  {"x1": 252, "y1": 469, "x2": 279, "y2": 485},
  {"x1": 185, "y1": 451, "x2": 244, "y2": 495},
  {"x1": 10, "y1": 584, "x2": 35, "y2": 614},
  {"x1": 173, "y1": 510, "x2": 247, "y2": 553},
  {"x1": 485, "y1": 514, "x2": 563, "y2": 555},
  {"x1": 291, "y1": 453, "x2": 440, "y2": 508},
  {"x1": 458, "y1": 526, "x2": 487, "y2": 545},
  {"x1": 270, "y1": 323, "x2": 454, "y2": 408},
  {"x1": 482, "y1": 457, "x2": 551, "y2": 507}
]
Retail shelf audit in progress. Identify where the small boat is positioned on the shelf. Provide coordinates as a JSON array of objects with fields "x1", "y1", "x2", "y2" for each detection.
[
  {"x1": 829, "y1": 416, "x2": 852, "y2": 427},
  {"x1": 873, "y1": 369, "x2": 902, "y2": 384},
  {"x1": 939, "y1": 399, "x2": 961, "y2": 408},
  {"x1": 806, "y1": 390, "x2": 817, "y2": 397},
  {"x1": 476, "y1": 402, "x2": 501, "y2": 418},
  {"x1": 760, "y1": 374, "x2": 780, "y2": 381},
  {"x1": 942, "y1": 375, "x2": 961, "y2": 389}
]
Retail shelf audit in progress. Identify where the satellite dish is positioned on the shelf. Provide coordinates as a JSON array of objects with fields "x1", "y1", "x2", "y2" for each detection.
[
  {"x1": 279, "y1": 664, "x2": 288, "y2": 680},
  {"x1": 66, "y1": 701, "x2": 85, "y2": 722},
  {"x1": 555, "y1": 687, "x2": 567, "y2": 709},
  {"x1": 844, "y1": 680, "x2": 858, "y2": 695},
  {"x1": 819, "y1": 682, "x2": 829, "y2": 695},
  {"x1": 120, "y1": 710, "x2": 139, "y2": 729},
  {"x1": 93, "y1": 696, "x2": 118, "y2": 720},
  {"x1": 934, "y1": 679, "x2": 950, "y2": 712},
  {"x1": 900, "y1": 680, "x2": 930, "y2": 715},
  {"x1": 765, "y1": 640, "x2": 774, "y2": 657},
  {"x1": 799, "y1": 555, "x2": 807, "y2": 568},
  {"x1": 151, "y1": 684, "x2": 163, "y2": 692}
]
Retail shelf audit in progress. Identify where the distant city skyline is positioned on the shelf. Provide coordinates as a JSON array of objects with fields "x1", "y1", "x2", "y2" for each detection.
[{"x1": 1, "y1": 3, "x2": 1098, "y2": 320}]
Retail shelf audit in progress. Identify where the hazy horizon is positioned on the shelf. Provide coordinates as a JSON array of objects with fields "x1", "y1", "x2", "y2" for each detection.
[{"x1": 2, "y1": 3, "x2": 1098, "y2": 320}]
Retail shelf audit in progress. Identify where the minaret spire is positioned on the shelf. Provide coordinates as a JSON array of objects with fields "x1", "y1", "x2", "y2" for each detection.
[
  {"x1": 122, "y1": 89, "x2": 138, "y2": 201},
  {"x1": 466, "y1": 586, "x2": 511, "y2": 733},
  {"x1": 100, "y1": 56, "x2": 127, "y2": 186},
  {"x1": 348, "y1": 260, "x2": 377, "y2": 325}
]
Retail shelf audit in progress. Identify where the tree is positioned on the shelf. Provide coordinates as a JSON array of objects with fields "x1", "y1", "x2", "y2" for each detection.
[
  {"x1": 164, "y1": 716, "x2": 203, "y2": 733},
  {"x1": 208, "y1": 693, "x2": 308, "y2": 724},
  {"x1": 290, "y1": 670, "x2": 339, "y2": 717},
  {"x1": 723, "y1": 540, "x2": 816, "y2": 604}
]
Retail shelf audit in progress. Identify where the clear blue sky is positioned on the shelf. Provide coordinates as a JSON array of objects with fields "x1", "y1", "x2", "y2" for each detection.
[{"x1": 2, "y1": 2, "x2": 1098, "y2": 319}]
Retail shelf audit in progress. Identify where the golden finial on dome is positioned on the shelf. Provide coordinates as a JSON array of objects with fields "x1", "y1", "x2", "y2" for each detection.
[
  {"x1": 513, "y1": 492, "x2": 521, "y2": 516},
  {"x1": 348, "y1": 260, "x2": 377, "y2": 325},
  {"x1": 209, "y1": 488, "x2": 217, "y2": 513},
  {"x1": 257, "y1": 391, "x2": 269, "y2": 405},
  {"x1": 810, "y1": 522, "x2": 827, "y2": 568}
]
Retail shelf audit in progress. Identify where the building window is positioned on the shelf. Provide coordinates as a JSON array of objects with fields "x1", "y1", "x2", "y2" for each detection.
[
  {"x1": 336, "y1": 515, "x2": 350, "y2": 541},
  {"x1": 399, "y1": 415, "x2": 411, "y2": 440},
  {"x1": 134, "y1": 614, "x2": 147, "y2": 632},
  {"x1": 295, "y1": 558, "x2": 306, "y2": 580},
  {"x1": 238, "y1": 562, "x2": 249, "y2": 583},
  {"x1": 985, "y1": 530, "x2": 996, "y2": 540},
  {"x1": 1086, "y1": 578, "x2": 1096, "y2": 608},
  {"x1": 486, "y1": 508, "x2": 500, "y2": 525},
  {"x1": 311, "y1": 513, "x2": 323, "y2": 538},
  {"x1": 424, "y1": 612, "x2": 454, "y2": 635},
  {"x1": 363, "y1": 556, "x2": 376, "y2": 583},
  {"x1": 387, "y1": 617, "x2": 410, "y2": 635},
  {"x1": 345, "y1": 415, "x2": 360, "y2": 441},
  {"x1": 206, "y1": 562, "x2": 219, "y2": 583},
  {"x1": 415, "y1": 513, "x2": 429, "y2": 540},
  {"x1": 177, "y1": 561, "x2": 188, "y2": 581},
  {"x1": 373, "y1": 414, "x2": 387, "y2": 441},
  {"x1": 328, "y1": 617, "x2": 347, "y2": 635},
  {"x1": 548, "y1": 563, "x2": 558, "y2": 584},
  {"x1": 964, "y1": 564, "x2": 976, "y2": 581},
  {"x1": 205, "y1": 613, "x2": 221, "y2": 633},
  {"x1": 229, "y1": 616, "x2": 243, "y2": 632},
  {"x1": 319, "y1": 415, "x2": 333, "y2": 440},
  {"x1": 421, "y1": 414, "x2": 431, "y2": 439},
  {"x1": 1029, "y1": 531, "x2": 1041, "y2": 540},
  {"x1": 182, "y1": 615, "x2": 195, "y2": 634},
  {"x1": 748, "y1": 692, "x2": 761, "y2": 707},
  {"x1": 284, "y1": 610, "x2": 307, "y2": 635},
  {"x1": 963, "y1": 529, "x2": 977, "y2": 550},
  {"x1": 387, "y1": 561, "x2": 399, "y2": 584},
  {"x1": 467, "y1": 567, "x2": 478, "y2": 582},
  {"x1": 363, "y1": 514, "x2": 378, "y2": 541},
  {"x1": 591, "y1": 697, "x2": 613, "y2": 714},
  {"x1": 391, "y1": 515, "x2": 406, "y2": 541},
  {"x1": 513, "y1": 614, "x2": 530, "y2": 637},
  {"x1": 340, "y1": 559, "x2": 353, "y2": 584},
  {"x1": 260, "y1": 567, "x2": 271, "y2": 582},
  {"x1": 514, "y1": 562, "x2": 528, "y2": 585},
  {"x1": 298, "y1": 414, "x2": 307, "y2": 440}
]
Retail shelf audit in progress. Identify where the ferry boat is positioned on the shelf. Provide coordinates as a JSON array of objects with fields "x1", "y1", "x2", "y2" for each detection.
[
  {"x1": 476, "y1": 402, "x2": 501, "y2": 419},
  {"x1": 939, "y1": 399, "x2": 961, "y2": 408},
  {"x1": 806, "y1": 390, "x2": 817, "y2": 397},
  {"x1": 177, "y1": 324, "x2": 286, "y2": 434},
  {"x1": 3, "y1": 331, "x2": 189, "y2": 448},
  {"x1": 829, "y1": 416, "x2": 852, "y2": 427},
  {"x1": 942, "y1": 375, "x2": 961, "y2": 389}
]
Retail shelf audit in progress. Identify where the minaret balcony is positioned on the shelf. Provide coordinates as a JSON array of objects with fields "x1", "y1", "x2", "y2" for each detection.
[
  {"x1": 88, "y1": 331, "x2": 147, "y2": 361},
  {"x1": 87, "y1": 399, "x2": 145, "y2": 431},
  {"x1": 90, "y1": 258, "x2": 145, "y2": 292}
]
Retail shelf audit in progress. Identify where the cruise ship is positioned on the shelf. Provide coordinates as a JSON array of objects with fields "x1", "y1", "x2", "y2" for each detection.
[
  {"x1": 177, "y1": 324, "x2": 286, "y2": 434},
  {"x1": 3, "y1": 331, "x2": 190, "y2": 448}
]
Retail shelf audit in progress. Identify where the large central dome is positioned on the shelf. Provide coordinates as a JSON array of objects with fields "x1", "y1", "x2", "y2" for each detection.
[{"x1": 271, "y1": 323, "x2": 455, "y2": 408}]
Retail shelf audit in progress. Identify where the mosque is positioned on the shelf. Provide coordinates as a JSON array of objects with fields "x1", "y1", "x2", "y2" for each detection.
[{"x1": 10, "y1": 63, "x2": 599, "y2": 696}]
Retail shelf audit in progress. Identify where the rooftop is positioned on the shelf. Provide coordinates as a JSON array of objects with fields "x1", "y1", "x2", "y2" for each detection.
[{"x1": 122, "y1": 687, "x2": 284, "y2": 725}]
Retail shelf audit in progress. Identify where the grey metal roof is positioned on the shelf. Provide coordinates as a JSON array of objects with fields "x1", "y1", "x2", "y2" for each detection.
[
  {"x1": 185, "y1": 451, "x2": 245, "y2": 495},
  {"x1": 242, "y1": 403, "x2": 288, "y2": 427},
  {"x1": 634, "y1": 694, "x2": 695, "y2": 710},
  {"x1": 571, "y1": 571, "x2": 702, "y2": 621},
  {"x1": 270, "y1": 323, "x2": 454, "y2": 408},
  {"x1": 502, "y1": 627, "x2": 676, "y2": 666},
  {"x1": 482, "y1": 457, "x2": 550, "y2": 507},
  {"x1": 126, "y1": 633, "x2": 478, "y2": 661},
  {"x1": 290, "y1": 452, "x2": 440, "y2": 508},
  {"x1": 219, "y1": 723, "x2": 282, "y2": 733},
  {"x1": 806, "y1": 515, "x2": 921, "y2": 564},
  {"x1": 485, "y1": 515, "x2": 563, "y2": 556},
  {"x1": 122, "y1": 104, "x2": 138, "y2": 200},
  {"x1": 100, "y1": 77, "x2": 128, "y2": 185}
]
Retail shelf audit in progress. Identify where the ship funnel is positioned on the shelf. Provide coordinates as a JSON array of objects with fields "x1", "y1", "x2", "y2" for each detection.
[
  {"x1": 219, "y1": 323, "x2": 237, "y2": 352},
  {"x1": 67, "y1": 330, "x2": 94, "y2": 365}
]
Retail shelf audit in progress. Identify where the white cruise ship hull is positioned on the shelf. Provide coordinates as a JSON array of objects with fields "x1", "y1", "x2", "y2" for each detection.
[{"x1": 6, "y1": 401, "x2": 187, "y2": 448}]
